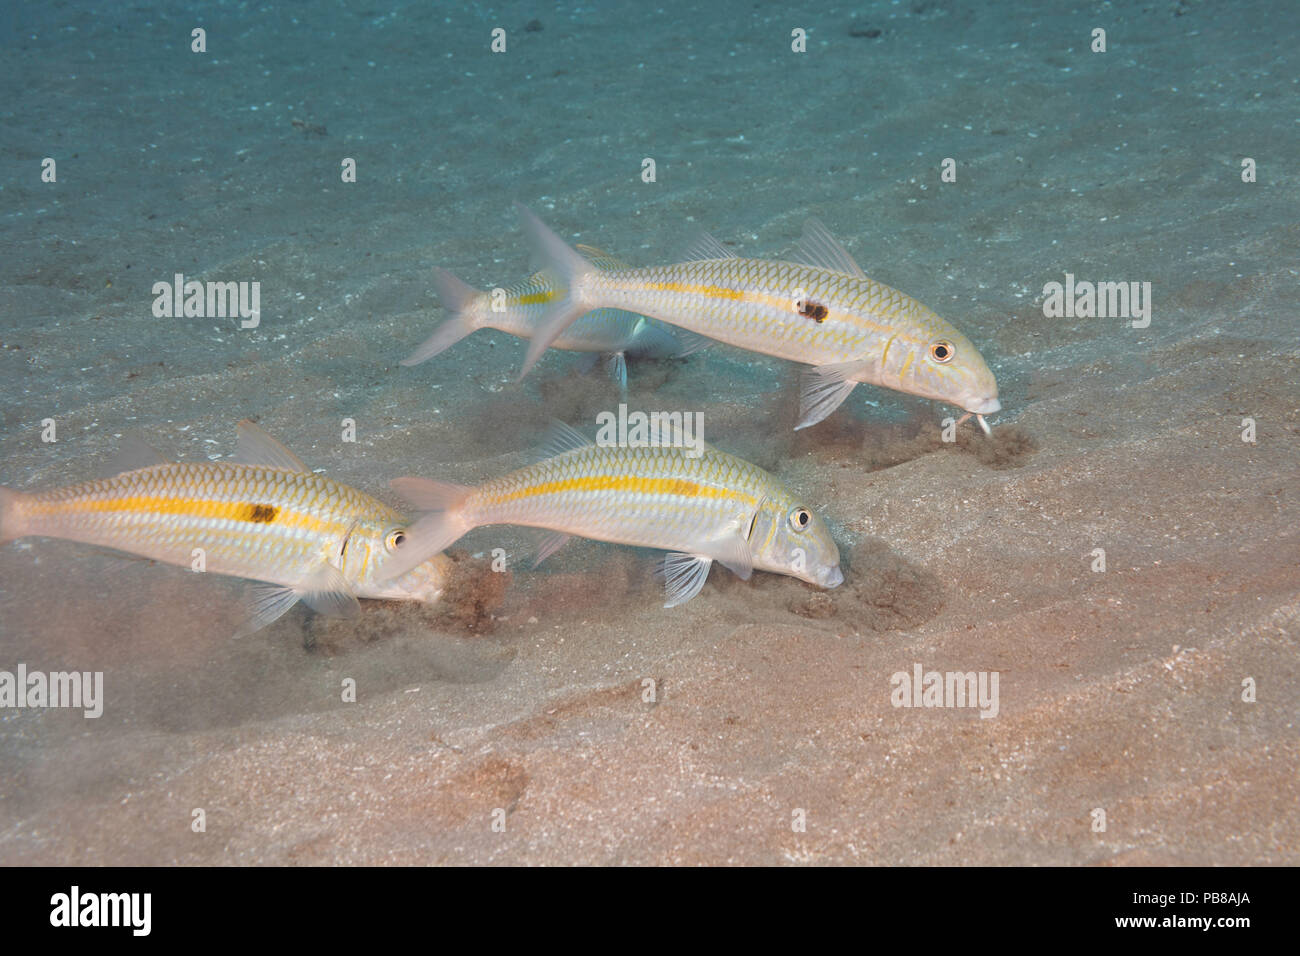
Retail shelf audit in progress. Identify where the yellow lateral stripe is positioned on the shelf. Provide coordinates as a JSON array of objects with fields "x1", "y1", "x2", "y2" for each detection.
[
  {"x1": 642, "y1": 280, "x2": 903, "y2": 336},
  {"x1": 514, "y1": 291, "x2": 557, "y2": 306},
  {"x1": 644, "y1": 281, "x2": 746, "y2": 301},
  {"x1": 32, "y1": 495, "x2": 340, "y2": 537},
  {"x1": 497, "y1": 474, "x2": 755, "y2": 507}
]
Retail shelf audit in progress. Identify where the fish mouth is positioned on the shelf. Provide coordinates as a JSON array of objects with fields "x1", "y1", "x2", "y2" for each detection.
[
  {"x1": 965, "y1": 396, "x2": 1002, "y2": 415},
  {"x1": 818, "y1": 566, "x2": 845, "y2": 589}
]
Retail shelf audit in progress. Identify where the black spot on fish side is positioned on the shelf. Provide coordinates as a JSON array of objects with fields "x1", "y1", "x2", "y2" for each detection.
[
  {"x1": 798, "y1": 300, "x2": 830, "y2": 323},
  {"x1": 245, "y1": 503, "x2": 279, "y2": 523}
]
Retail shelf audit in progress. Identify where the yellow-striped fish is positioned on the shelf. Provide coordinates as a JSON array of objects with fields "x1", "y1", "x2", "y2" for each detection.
[
  {"x1": 515, "y1": 205, "x2": 1002, "y2": 433},
  {"x1": 0, "y1": 422, "x2": 451, "y2": 632},
  {"x1": 401, "y1": 246, "x2": 703, "y2": 393},
  {"x1": 383, "y1": 423, "x2": 842, "y2": 607}
]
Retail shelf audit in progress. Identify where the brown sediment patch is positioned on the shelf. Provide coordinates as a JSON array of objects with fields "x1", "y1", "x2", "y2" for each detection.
[
  {"x1": 795, "y1": 409, "x2": 1037, "y2": 472},
  {"x1": 763, "y1": 366, "x2": 1036, "y2": 471},
  {"x1": 434, "y1": 549, "x2": 512, "y2": 631},
  {"x1": 419, "y1": 756, "x2": 531, "y2": 827},
  {"x1": 304, "y1": 549, "x2": 509, "y2": 654},
  {"x1": 506, "y1": 546, "x2": 640, "y2": 622},
  {"x1": 709, "y1": 537, "x2": 943, "y2": 632},
  {"x1": 835, "y1": 537, "x2": 945, "y2": 630},
  {"x1": 494, "y1": 679, "x2": 647, "y2": 743}
]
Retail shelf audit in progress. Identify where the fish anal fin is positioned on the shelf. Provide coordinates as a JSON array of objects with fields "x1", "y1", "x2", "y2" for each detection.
[{"x1": 532, "y1": 531, "x2": 574, "y2": 569}]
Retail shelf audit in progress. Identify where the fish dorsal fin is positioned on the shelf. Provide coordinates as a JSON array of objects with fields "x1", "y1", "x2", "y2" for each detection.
[
  {"x1": 649, "y1": 414, "x2": 718, "y2": 456},
  {"x1": 679, "y1": 231, "x2": 738, "y2": 262},
  {"x1": 532, "y1": 420, "x2": 595, "y2": 463},
  {"x1": 104, "y1": 434, "x2": 170, "y2": 476},
  {"x1": 792, "y1": 219, "x2": 866, "y2": 278},
  {"x1": 231, "y1": 420, "x2": 309, "y2": 472},
  {"x1": 574, "y1": 244, "x2": 632, "y2": 271}
]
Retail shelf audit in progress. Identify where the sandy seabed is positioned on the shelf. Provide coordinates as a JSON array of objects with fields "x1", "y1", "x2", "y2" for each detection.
[{"x1": 0, "y1": 1, "x2": 1296, "y2": 864}]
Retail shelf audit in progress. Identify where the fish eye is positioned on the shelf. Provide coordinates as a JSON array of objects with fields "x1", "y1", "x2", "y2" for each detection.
[
  {"x1": 929, "y1": 340, "x2": 955, "y2": 364},
  {"x1": 788, "y1": 507, "x2": 812, "y2": 532},
  {"x1": 385, "y1": 530, "x2": 407, "y2": 551}
]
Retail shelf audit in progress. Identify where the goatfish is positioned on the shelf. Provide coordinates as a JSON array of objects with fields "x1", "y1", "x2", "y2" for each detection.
[
  {"x1": 0, "y1": 421, "x2": 451, "y2": 633},
  {"x1": 514, "y1": 205, "x2": 1002, "y2": 434},
  {"x1": 382, "y1": 422, "x2": 843, "y2": 607},
  {"x1": 401, "y1": 245, "x2": 705, "y2": 394}
]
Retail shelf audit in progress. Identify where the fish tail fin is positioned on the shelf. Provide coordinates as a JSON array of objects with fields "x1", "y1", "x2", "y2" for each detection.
[
  {"x1": 514, "y1": 203, "x2": 596, "y2": 379},
  {"x1": 0, "y1": 485, "x2": 27, "y2": 545},
  {"x1": 400, "y1": 268, "x2": 485, "y2": 366},
  {"x1": 379, "y1": 478, "x2": 476, "y2": 580}
]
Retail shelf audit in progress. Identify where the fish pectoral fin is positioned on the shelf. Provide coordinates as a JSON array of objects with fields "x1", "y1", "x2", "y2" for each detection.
[
  {"x1": 796, "y1": 361, "x2": 869, "y2": 430},
  {"x1": 532, "y1": 531, "x2": 574, "y2": 569},
  {"x1": 711, "y1": 532, "x2": 754, "y2": 581},
  {"x1": 791, "y1": 219, "x2": 867, "y2": 279},
  {"x1": 297, "y1": 563, "x2": 361, "y2": 619},
  {"x1": 231, "y1": 420, "x2": 310, "y2": 472},
  {"x1": 237, "y1": 583, "x2": 304, "y2": 636},
  {"x1": 238, "y1": 564, "x2": 360, "y2": 636},
  {"x1": 659, "y1": 552, "x2": 714, "y2": 608},
  {"x1": 103, "y1": 433, "x2": 171, "y2": 477}
]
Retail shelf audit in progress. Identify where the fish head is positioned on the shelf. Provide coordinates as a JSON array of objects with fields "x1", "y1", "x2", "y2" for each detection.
[
  {"x1": 897, "y1": 311, "x2": 1001, "y2": 420},
  {"x1": 349, "y1": 520, "x2": 450, "y2": 604},
  {"x1": 749, "y1": 496, "x2": 843, "y2": 590}
]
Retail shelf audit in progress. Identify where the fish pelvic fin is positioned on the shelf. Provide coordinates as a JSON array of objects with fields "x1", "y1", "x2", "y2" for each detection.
[
  {"x1": 514, "y1": 203, "x2": 596, "y2": 380},
  {"x1": 0, "y1": 485, "x2": 28, "y2": 546},
  {"x1": 400, "y1": 268, "x2": 485, "y2": 366},
  {"x1": 659, "y1": 552, "x2": 714, "y2": 608}
]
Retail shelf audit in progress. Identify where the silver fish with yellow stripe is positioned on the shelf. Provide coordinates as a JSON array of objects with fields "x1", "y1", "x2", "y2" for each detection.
[
  {"x1": 401, "y1": 245, "x2": 703, "y2": 393},
  {"x1": 0, "y1": 421, "x2": 450, "y2": 632},
  {"x1": 515, "y1": 205, "x2": 1002, "y2": 433},
  {"x1": 384, "y1": 423, "x2": 842, "y2": 607}
]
